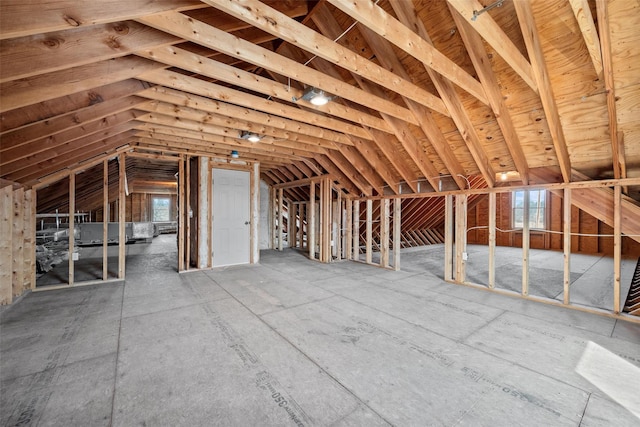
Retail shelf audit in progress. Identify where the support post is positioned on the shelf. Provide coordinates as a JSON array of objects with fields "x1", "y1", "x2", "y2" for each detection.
[
  {"x1": 251, "y1": 162, "x2": 260, "y2": 263},
  {"x1": 454, "y1": 195, "x2": 467, "y2": 282},
  {"x1": 289, "y1": 201, "x2": 296, "y2": 248},
  {"x1": 269, "y1": 187, "x2": 275, "y2": 249},
  {"x1": 186, "y1": 156, "x2": 191, "y2": 270},
  {"x1": 309, "y1": 184, "x2": 316, "y2": 259},
  {"x1": 335, "y1": 190, "x2": 342, "y2": 260},
  {"x1": 522, "y1": 190, "x2": 530, "y2": 296},
  {"x1": 444, "y1": 195, "x2": 454, "y2": 281},
  {"x1": 277, "y1": 188, "x2": 284, "y2": 251},
  {"x1": 563, "y1": 188, "x2": 572, "y2": 304},
  {"x1": 298, "y1": 203, "x2": 304, "y2": 250},
  {"x1": 393, "y1": 198, "x2": 401, "y2": 271},
  {"x1": 381, "y1": 199, "x2": 390, "y2": 268},
  {"x1": 366, "y1": 199, "x2": 373, "y2": 264},
  {"x1": 24, "y1": 188, "x2": 36, "y2": 290},
  {"x1": 68, "y1": 173, "x2": 75, "y2": 285},
  {"x1": 178, "y1": 157, "x2": 185, "y2": 272},
  {"x1": 488, "y1": 192, "x2": 496, "y2": 288},
  {"x1": 613, "y1": 185, "x2": 621, "y2": 313},
  {"x1": 103, "y1": 159, "x2": 108, "y2": 280},
  {"x1": 118, "y1": 154, "x2": 126, "y2": 279},
  {"x1": 353, "y1": 201, "x2": 360, "y2": 260},
  {"x1": 320, "y1": 178, "x2": 332, "y2": 262},
  {"x1": 345, "y1": 198, "x2": 353, "y2": 260}
]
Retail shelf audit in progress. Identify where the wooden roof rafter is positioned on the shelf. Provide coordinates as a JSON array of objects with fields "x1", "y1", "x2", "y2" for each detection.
[{"x1": 513, "y1": 0, "x2": 572, "y2": 183}]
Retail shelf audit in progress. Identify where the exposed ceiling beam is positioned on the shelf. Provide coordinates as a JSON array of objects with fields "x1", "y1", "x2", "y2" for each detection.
[
  {"x1": 16, "y1": 132, "x2": 134, "y2": 184},
  {"x1": 596, "y1": 0, "x2": 626, "y2": 180},
  {"x1": 353, "y1": 17, "x2": 467, "y2": 190},
  {"x1": 446, "y1": 0, "x2": 537, "y2": 92},
  {"x1": 314, "y1": 155, "x2": 361, "y2": 196},
  {"x1": 0, "y1": 21, "x2": 178, "y2": 83},
  {"x1": 203, "y1": 0, "x2": 449, "y2": 117},
  {"x1": 514, "y1": 0, "x2": 572, "y2": 183},
  {"x1": 391, "y1": 1, "x2": 495, "y2": 188},
  {"x1": 448, "y1": 4, "x2": 529, "y2": 185},
  {"x1": 327, "y1": 0, "x2": 488, "y2": 105},
  {"x1": 136, "y1": 100, "x2": 338, "y2": 151},
  {"x1": 136, "y1": 11, "x2": 417, "y2": 123},
  {"x1": 0, "y1": 79, "x2": 147, "y2": 133},
  {"x1": 137, "y1": 86, "x2": 353, "y2": 146},
  {"x1": 1, "y1": 109, "x2": 140, "y2": 168},
  {"x1": 0, "y1": 56, "x2": 158, "y2": 112},
  {"x1": 1, "y1": 96, "x2": 144, "y2": 152},
  {"x1": 136, "y1": 69, "x2": 374, "y2": 140},
  {"x1": 135, "y1": 45, "x2": 391, "y2": 134},
  {"x1": 570, "y1": 0, "x2": 604, "y2": 78},
  {"x1": 0, "y1": 0, "x2": 208, "y2": 40}
]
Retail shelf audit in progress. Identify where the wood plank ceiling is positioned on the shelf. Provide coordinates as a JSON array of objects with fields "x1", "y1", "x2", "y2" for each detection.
[{"x1": 1, "y1": 0, "x2": 639, "y2": 209}]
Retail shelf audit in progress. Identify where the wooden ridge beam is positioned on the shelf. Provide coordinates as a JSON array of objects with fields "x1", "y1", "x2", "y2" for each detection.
[
  {"x1": 327, "y1": 0, "x2": 488, "y2": 105},
  {"x1": 204, "y1": 0, "x2": 448, "y2": 117},
  {"x1": 136, "y1": 11, "x2": 416, "y2": 123}
]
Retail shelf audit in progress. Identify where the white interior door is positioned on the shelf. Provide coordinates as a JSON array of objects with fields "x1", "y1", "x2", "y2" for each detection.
[{"x1": 212, "y1": 168, "x2": 250, "y2": 267}]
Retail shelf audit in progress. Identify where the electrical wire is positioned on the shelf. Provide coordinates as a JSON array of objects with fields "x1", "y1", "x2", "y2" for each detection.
[{"x1": 465, "y1": 225, "x2": 640, "y2": 238}]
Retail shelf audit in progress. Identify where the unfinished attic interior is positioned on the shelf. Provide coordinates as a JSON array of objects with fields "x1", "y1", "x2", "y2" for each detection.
[{"x1": 1, "y1": 0, "x2": 640, "y2": 425}]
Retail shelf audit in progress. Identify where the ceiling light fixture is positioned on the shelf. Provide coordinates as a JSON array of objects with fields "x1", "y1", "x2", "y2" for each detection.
[
  {"x1": 293, "y1": 86, "x2": 333, "y2": 106},
  {"x1": 240, "y1": 130, "x2": 261, "y2": 143},
  {"x1": 231, "y1": 150, "x2": 239, "y2": 159},
  {"x1": 501, "y1": 172, "x2": 508, "y2": 181}
]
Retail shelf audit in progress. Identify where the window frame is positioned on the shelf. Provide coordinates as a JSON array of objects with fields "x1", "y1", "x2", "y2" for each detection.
[
  {"x1": 151, "y1": 196, "x2": 172, "y2": 222},
  {"x1": 512, "y1": 189, "x2": 547, "y2": 230}
]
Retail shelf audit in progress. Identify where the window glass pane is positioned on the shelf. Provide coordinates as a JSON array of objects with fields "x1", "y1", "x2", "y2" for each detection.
[
  {"x1": 513, "y1": 190, "x2": 546, "y2": 229},
  {"x1": 153, "y1": 198, "x2": 171, "y2": 222}
]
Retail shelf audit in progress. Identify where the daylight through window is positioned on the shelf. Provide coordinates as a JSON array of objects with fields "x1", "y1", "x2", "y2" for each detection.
[
  {"x1": 152, "y1": 197, "x2": 171, "y2": 222},
  {"x1": 512, "y1": 190, "x2": 546, "y2": 229}
]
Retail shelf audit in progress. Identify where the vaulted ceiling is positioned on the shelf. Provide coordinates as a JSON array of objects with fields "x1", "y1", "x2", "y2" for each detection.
[{"x1": 1, "y1": 0, "x2": 639, "y2": 205}]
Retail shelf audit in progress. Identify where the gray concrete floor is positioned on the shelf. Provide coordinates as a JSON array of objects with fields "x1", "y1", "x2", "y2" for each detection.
[
  {"x1": 398, "y1": 244, "x2": 638, "y2": 312},
  {"x1": 2, "y1": 246, "x2": 639, "y2": 426}
]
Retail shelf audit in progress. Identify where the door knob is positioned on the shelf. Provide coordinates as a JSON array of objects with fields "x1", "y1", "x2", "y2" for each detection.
[{"x1": 244, "y1": 221, "x2": 249, "y2": 225}]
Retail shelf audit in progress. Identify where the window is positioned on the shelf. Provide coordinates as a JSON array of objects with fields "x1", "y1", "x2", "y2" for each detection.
[
  {"x1": 152, "y1": 197, "x2": 171, "y2": 222},
  {"x1": 512, "y1": 190, "x2": 546, "y2": 229}
]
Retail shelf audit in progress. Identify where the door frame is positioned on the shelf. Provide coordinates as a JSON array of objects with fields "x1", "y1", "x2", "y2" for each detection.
[{"x1": 207, "y1": 161, "x2": 260, "y2": 268}]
